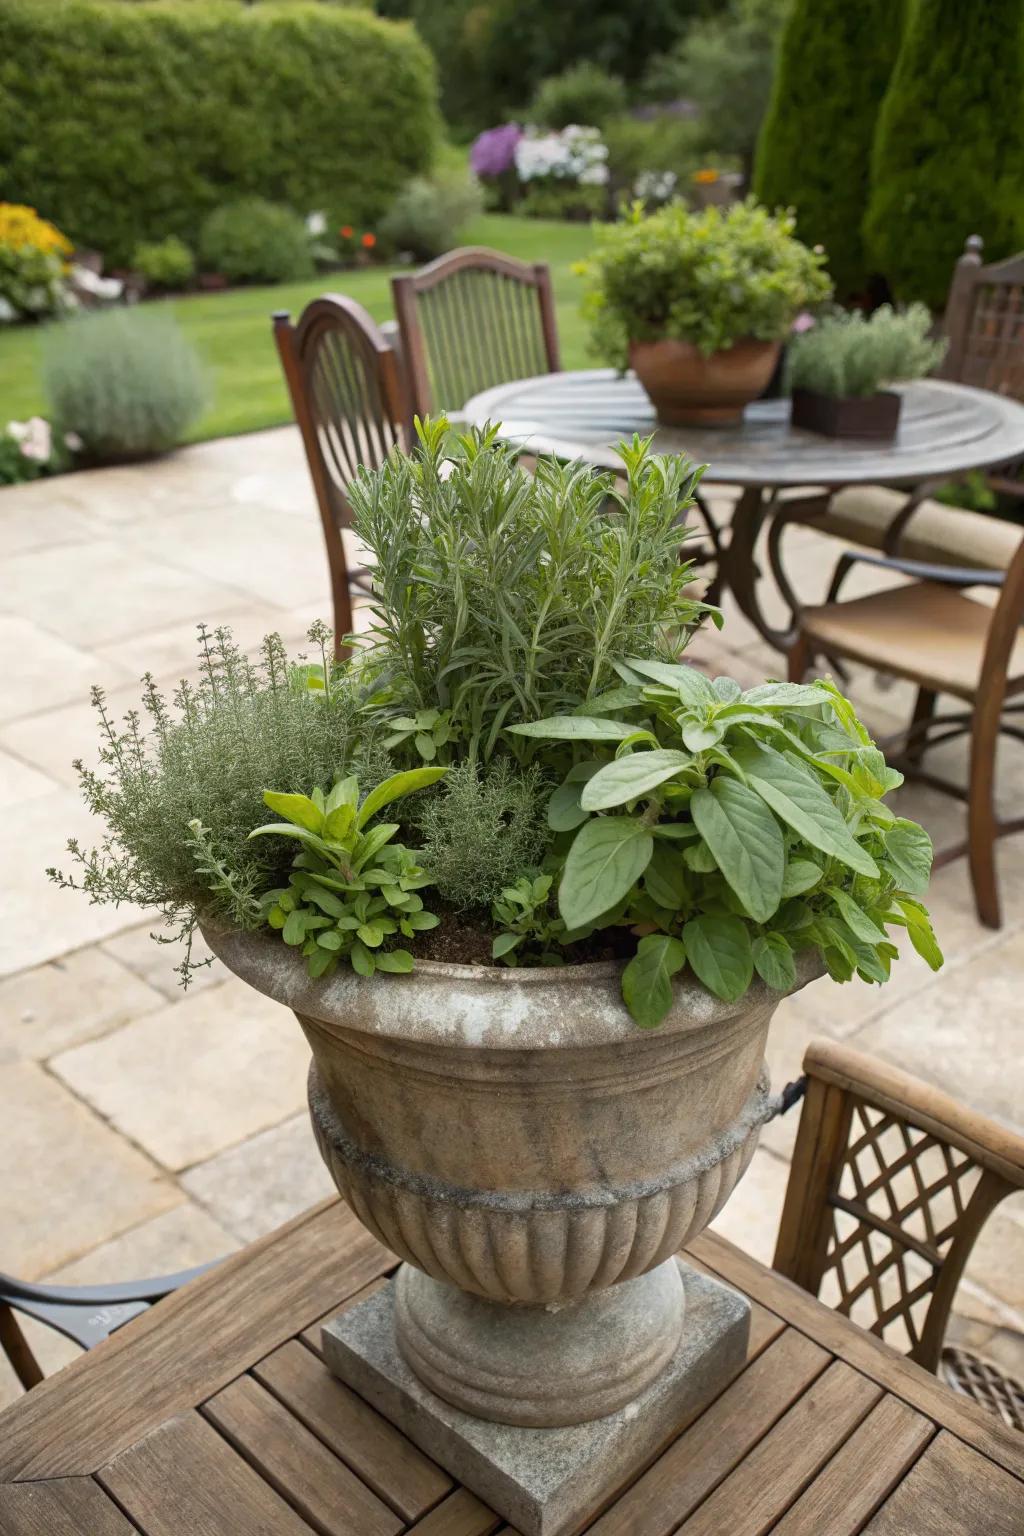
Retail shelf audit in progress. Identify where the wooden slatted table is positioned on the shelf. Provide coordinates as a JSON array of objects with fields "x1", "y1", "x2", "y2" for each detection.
[{"x1": 2, "y1": 1199, "x2": 1021, "y2": 1536}]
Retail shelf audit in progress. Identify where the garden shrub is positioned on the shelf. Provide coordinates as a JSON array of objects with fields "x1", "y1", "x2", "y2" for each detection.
[
  {"x1": 378, "y1": 173, "x2": 484, "y2": 261},
  {"x1": 378, "y1": 0, "x2": 704, "y2": 131},
  {"x1": 0, "y1": 0, "x2": 440, "y2": 266},
  {"x1": 863, "y1": 0, "x2": 1024, "y2": 309},
  {"x1": 645, "y1": 0, "x2": 788, "y2": 182},
  {"x1": 530, "y1": 63, "x2": 627, "y2": 130},
  {"x1": 754, "y1": 0, "x2": 906, "y2": 299},
  {"x1": 603, "y1": 115, "x2": 704, "y2": 206},
  {"x1": 132, "y1": 235, "x2": 195, "y2": 291},
  {"x1": 198, "y1": 199, "x2": 314, "y2": 285},
  {"x1": 43, "y1": 308, "x2": 207, "y2": 462}
]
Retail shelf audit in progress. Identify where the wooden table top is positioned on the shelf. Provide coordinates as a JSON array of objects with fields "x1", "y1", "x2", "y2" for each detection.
[
  {"x1": 2, "y1": 1199, "x2": 1021, "y2": 1536},
  {"x1": 462, "y1": 371, "x2": 1024, "y2": 489}
]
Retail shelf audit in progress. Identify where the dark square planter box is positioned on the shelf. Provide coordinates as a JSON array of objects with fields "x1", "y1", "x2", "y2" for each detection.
[{"x1": 790, "y1": 387, "x2": 901, "y2": 440}]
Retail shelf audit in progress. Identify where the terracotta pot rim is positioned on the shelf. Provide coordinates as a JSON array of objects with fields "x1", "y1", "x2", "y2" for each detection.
[{"x1": 628, "y1": 334, "x2": 781, "y2": 356}]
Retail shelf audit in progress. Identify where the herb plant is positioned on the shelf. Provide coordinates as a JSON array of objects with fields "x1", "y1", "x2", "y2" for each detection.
[
  {"x1": 510, "y1": 658, "x2": 941, "y2": 1026},
  {"x1": 254, "y1": 769, "x2": 445, "y2": 979},
  {"x1": 57, "y1": 425, "x2": 941, "y2": 1025},
  {"x1": 787, "y1": 304, "x2": 947, "y2": 399},
  {"x1": 349, "y1": 418, "x2": 714, "y2": 761},
  {"x1": 579, "y1": 198, "x2": 832, "y2": 368}
]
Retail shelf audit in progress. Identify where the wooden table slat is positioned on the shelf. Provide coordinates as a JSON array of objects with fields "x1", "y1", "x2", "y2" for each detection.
[
  {"x1": 97, "y1": 1409, "x2": 315, "y2": 1536},
  {"x1": 586, "y1": 1327, "x2": 829, "y2": 1536},
  {"x1": 691, "y1": 1230, "x2": 1024, "y2": 1482},
  {"x1": 863, "y1": 1430, "x2": 1024, "y2": 1536},
  {"x1": 675, "y1": 1359, "x2": 882, "y2": 1535},
  {"x1": 770, "y1": 1396, "x2": 936, "y2": 1536},
  {"x1": 0, "y1": 1477, "x2": 138, "y2": 1536},
  {"x1": 404, "y1": 1487, "x2": 503, "y2": 1536},
  {"x1": 0, "y1": 1199, "x2": 392, "y2": 1483},
  {"x1": 203, "y1": 1373, "x2": 403, "y2": 1536},
  {"x1": 253, "y1": 1336, "x2": 452, "y2": 1522}
]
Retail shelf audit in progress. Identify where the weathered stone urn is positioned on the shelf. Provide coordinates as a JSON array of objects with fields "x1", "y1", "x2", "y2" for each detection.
[{"x1": 206, "y1": 926, "x2": 801, "y2": 1531}]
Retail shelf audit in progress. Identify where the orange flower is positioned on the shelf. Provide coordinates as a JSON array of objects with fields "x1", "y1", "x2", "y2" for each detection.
[
  {"x1": 361, "y1": 232, "x2": 376, "y2": 249},
  {"x1": 694, "y1": 168, "x2": 720, "y2": 185},
  {"x1": 339, "y1": 225, "x2": 353, "y2": 239}
]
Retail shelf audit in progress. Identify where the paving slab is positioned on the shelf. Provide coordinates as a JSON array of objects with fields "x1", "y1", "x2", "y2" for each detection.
[
  {"x1": 0, "y1": 747, "x2": 57, "y2": 806},
  {"x1": 0, "y1": 615, "x2": 130, "y2": 724},
  {"x1": 0, "y1": 789, "x2": 142, "y2": 977},
  {"x1": 51, "y1": 974, "x2": 312, "y2": 1171},
  {"x1": 0, "y1": 1060, "x2": 179, "y2": 1278},
  {"x1": 45, "y1": 1198, "x2": 236, "y2": 1286},
  {"x1": 0, "y1": 946, "x2": 164, "y2": 1062},
  {"x1": 101, "y1": 922, "x2": 223, "y2": 1001},
  {"x1": 181, "y1": 1111, "x2": 335, "y2": 1242}
]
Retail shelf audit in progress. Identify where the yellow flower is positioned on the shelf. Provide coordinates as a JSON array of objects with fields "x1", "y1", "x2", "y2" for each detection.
[{"x1": 0, "y1": 203, "x2": 72, "y2": 257}]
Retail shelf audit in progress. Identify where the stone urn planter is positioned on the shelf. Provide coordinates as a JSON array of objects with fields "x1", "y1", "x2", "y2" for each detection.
[
  {"x1": 205, "y1": 924, "x2": 804, "y2": 1532},
  {"x1": 629, "y1": 335, "x2": 782, "y2": 427}
]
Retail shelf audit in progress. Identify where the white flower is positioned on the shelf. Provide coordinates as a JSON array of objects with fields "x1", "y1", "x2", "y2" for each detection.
[
  {"x1": 306, "y1": 210, "x2": 327, "y2": 237},
  {"x1": 578, "y1": 164, "x2": 610, "y2": 186},
  {"x1": 0, "y1": 295, "x2": 16, "y2": 324},
  {"x1": 71, "y1": 264, "x2": 123, "y2": 301},
  {"x1": 6, "y1": 419, "x2": 29, "y2": 444},
  {"x1": 19, "y1": 416, "x2": 52, "y2": 464},
  {"x1": 64, "y1": 431, "x2": 83, "y2": 452}
]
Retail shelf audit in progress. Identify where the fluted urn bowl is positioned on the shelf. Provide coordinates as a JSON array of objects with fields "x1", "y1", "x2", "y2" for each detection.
[{"x1": 205, "y1": 926, "x2": 802, "y2": 1427}]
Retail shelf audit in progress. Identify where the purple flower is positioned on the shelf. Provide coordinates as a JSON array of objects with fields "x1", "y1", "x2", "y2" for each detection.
[{"x1": 470, "y1": 123, "x2": 522, "y2": 179}]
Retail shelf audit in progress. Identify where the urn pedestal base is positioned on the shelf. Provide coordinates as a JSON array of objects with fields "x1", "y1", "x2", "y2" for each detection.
[{"x1": 323, "y1": 1260, "x2": 750, "y2": 1536}]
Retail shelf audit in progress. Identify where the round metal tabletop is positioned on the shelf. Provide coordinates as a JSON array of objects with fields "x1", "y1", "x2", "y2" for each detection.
[{"x1": 462, "y1": 369, "x2": 1024, "y2": 488}]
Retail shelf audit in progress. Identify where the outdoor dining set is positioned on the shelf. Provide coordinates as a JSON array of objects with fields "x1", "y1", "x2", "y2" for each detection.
[{"x1": 2, "y1": 236, "x2": 1024, "y2": 1536}]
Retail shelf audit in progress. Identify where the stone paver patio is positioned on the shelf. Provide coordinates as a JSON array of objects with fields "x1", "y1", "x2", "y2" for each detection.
[{"x1": 1, "y1": 428, "x2": 1021, "y2": 1407}]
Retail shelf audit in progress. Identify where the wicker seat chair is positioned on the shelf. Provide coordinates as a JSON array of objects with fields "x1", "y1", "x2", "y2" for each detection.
[
  {"x1": 273, "y1": 296, "x2": 408, "y2": 656},
  {"x1": 776, "y1": 1040, "x2": 1024, "y2": 1431}
]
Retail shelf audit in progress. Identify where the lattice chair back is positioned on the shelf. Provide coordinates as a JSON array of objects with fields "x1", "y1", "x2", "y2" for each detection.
[
  {"x1": 774, "y1": 1039, "x2": 1024, "y2": 1373},
  {"x1": 941, "y1": 234, "x2": 1024, "y2": 400},
  {"x1": 392, "y1": 247, "x2": 561, "y2": 419},
  {"x1": 273, "y1": 297, "x2": 406, "y2": 652}
]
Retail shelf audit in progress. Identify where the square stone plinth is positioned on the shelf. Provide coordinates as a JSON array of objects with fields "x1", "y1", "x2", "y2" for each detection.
[{"x1": 322, "y1": 1262, "x2": 749, "y2": 1536}]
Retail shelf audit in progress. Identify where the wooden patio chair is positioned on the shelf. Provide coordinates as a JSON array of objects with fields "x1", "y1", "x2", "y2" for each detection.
[
  {"x1": 1, "y1": 1262, "x2": 217, "y2": 1392},
  {"x1": 766, "y1": 234, "x2": 1024, "y2": 595},
  {"x1": 273, "y1": 296, "x2": 407, "y2": 655},
  {"x1": 775, "y1": 1039, "x2": 1024, "y2": 1430},
  {"x1": 391, "y1": 246, "x2": 560, "y2": 421},
  {"x1": 787, "y1": 533, "x2": 1024, "y2": 928}
]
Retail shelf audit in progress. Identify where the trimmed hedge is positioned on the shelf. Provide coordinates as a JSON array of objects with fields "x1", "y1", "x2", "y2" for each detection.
[
  {"x1": 0, "y1": 0, "x2": 440, "y2": 266},
  {"x1": 754, "y1": 0, "x2": 906, "y2": 300},
  {"x1": 864, "y1": 0, "x2": 1024, "y2": 308}
]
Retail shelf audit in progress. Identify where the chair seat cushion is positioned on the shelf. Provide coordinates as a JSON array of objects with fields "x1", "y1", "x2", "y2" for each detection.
[
  {"x1": 801, "y1": 582, "x2": 1024, "y2": 699},
  {"x1": 816, "y1": 486, "x2": 1022, "y2": 571}
]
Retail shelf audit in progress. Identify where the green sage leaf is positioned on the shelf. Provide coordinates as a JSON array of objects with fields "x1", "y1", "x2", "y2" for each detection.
[
  {"x1": 682, "y1": 914, "x2": 753, "y2": 1003},
  {"x1": 732, "y1": 740, "x2": 878, "y2": 878},
  {"x1": 580, "y1": 749, "x2": 692, "y2": 811},
  {"x1": 622, "y1": 934, "x2": 688, "y2": 1029},
  {"x1": 752, "y1": 932, "x2": 797, "y2": 991},
  {"x1": 690, "y1": 776, "x2": 785, "y2": 923},
  {"x1": 558, "y1": 816, "x2": 654, "y2": 928}
]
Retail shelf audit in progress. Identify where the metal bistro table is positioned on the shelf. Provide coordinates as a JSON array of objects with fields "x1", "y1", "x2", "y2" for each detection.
[
  {"x1": 1, "y1": 1199, "x2": 1022, "y2": 1535},
  {"x1": 462, "y1": 370, "x2": 1024, "y2": 651}
]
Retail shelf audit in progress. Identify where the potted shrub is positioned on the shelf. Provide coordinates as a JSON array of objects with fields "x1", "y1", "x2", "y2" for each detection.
[
  {"x1": 579, "y1": 198, "x2": 832, "y2": 425},
  {"x1": 53, "y1": 423, "x2": 941, "y2": 1524},
  {"x1": 788, "y1": 302, "x2": 948, "y2": 439}
]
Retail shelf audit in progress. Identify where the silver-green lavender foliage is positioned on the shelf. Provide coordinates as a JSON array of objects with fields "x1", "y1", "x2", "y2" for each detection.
[
  {"x1": 50, "y1": 624, "x2": 387, "y2": 978},
  {"x1": 415, "y1": 759, "x2": 552, "y2": 910},
  {"x1": 348, "y1": 418, "x2": 710, "y2": 760},
  {"x1": 43, "y1": 307, "x2": 207, "y2": 462},
  {"x1": 787, "y1": 303, "x2": 947, "y2": 399}
]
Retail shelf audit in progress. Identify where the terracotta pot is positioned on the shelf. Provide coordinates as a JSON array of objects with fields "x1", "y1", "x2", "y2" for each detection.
[
  {"x1": 204, "y1": 926, "x2": 805, "y2": 1428},
  {"x1": 630, "y1": 336, "x2": 782, "y2": 427},
  {"x1": 790, "y1": 386, "x2": 901, "y2": 440}
]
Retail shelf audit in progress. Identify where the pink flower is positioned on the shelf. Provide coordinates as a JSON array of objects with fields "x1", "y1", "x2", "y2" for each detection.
[
  {"x1": 19, "y1": 416, "x2": 52, "y2": 463},
  {"x1": 791, "y1": 312, "x2": 817, "y2": 334}
]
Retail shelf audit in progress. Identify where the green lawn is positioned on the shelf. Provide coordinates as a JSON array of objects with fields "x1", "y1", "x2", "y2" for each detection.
[{"x1": 0, "y1": 215, "x2": 597, "y2": 444}]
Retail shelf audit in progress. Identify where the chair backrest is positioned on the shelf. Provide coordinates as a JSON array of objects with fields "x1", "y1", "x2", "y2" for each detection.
[
  {"x1": 774, "y1": 1039, "x2": 1024, "y2": 1372},
  {"x1": 391, "y1": 246, "x2": 561, "y2": 419},
  {"x1": 940, "y1": 234, "x2": 1024, "y2": 399},
  {"x1": 273, "y1": 296, "x2": 406, "y2": 649}
]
